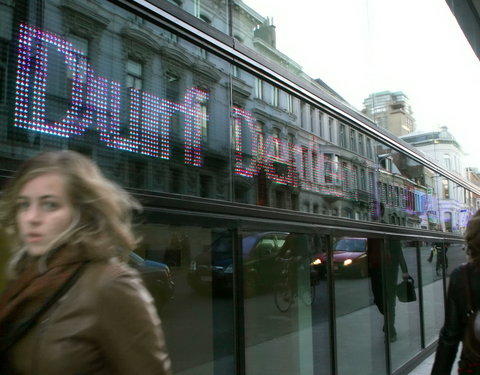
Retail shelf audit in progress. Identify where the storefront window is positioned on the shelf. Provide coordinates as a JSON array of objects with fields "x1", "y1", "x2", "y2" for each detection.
[
  {"x1": 137, "y1": 219, "x2": 235, "y2": 375},
  {"x1": 334, "y1": 235, "x2": 387, "y2": 374},
  {"x1": 243, "y1": 231, "x2": 330, "y2": 375}
]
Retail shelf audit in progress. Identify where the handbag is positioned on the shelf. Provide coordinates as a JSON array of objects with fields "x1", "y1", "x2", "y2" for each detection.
[{"x1": 396, "y1": 276, "x2": 417, "y2": 302}]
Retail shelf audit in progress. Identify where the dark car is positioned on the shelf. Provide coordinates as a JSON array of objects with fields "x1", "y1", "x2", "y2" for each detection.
[
  {"x1": 188, "y1": 232, "x2": 289, "y2": 295},
  {"x1": 128, "y1": 252, "x2": 175, "y2": 310},
  {"x1": 312, "y1": 237, "x2": 368, "y2": 278}
]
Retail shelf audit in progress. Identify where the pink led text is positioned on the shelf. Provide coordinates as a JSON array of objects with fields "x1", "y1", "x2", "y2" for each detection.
[
  {"x1": 13, "y1": 24, "x2": 337, "y2": 192},
  {"x1": 14, "y1": 24, "x2": 207, "y2": 166}
]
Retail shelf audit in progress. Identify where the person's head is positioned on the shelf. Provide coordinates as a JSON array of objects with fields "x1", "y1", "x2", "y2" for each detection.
[
  {"x1": 466, "y1": 209, "x2": 480, "y2": 266},
  {"x1": 0, "y1": 150, "x2": 141, "y2": 272}
]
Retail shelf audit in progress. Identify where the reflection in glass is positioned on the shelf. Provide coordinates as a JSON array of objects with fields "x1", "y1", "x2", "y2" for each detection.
[
  {"x1": 2, "y1": 1, "x2": 236, "y2": 200},
  {"x1": 334, "y1": 236, "x2": 422, "y2": 374},
  {"x1": 244, "y1": 232, "x2": 330, "y2": 375},
  {"x1": 229, "y1": 64, "x2": 477, "y2": 228},
  {"x1": 383, "y1": 240, "x2": 421, "y2": 371},
  {"x1": 161, "y1": 0, "x2": 229, "y2": 34},
  {"x1": 230, "y1": 1, "x2": 478, "y2": 229},
  {"x1": 138, "y1": 224, "x2": 235, "y2": 375},
  {"x1": 444, "y1": 241, "x2": 468, "y2": 280},
  {"x1": 422, "y1": 240, "x2": 446, "y2": 347},
  {"x1": 334, "y1": 235, "x2": 386, "y2": 375},
  {"x1": 1, "y1": 0, "x2": 477, "y2": 230}
]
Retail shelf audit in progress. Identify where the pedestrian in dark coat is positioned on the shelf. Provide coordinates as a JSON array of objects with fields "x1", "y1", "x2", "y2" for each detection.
[{"x1": 431, "y1": 210, "x2": 480, "y2": 374}]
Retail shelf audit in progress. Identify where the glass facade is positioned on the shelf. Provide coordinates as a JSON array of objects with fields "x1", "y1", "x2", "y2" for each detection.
[
  {"x1": 0, "y1": 0, "x2": 478, "y2": 374},
  {"x1": 138, "y1": 220, "x2": 236, "y2": 374},
  {"x1": 0, "y1": 1, "x2": 477, "y2": 230}
]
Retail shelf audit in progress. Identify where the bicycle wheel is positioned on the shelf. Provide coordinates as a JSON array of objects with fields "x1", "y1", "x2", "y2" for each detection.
[
  {"x1": 299, "y1": 283, "x2": 315, "y2": 306},
  {"x1": 274, "y1": 282, "x2": 294, "y2": 312}
]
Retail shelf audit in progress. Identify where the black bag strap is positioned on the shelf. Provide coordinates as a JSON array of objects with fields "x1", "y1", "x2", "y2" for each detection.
[
  {"x1": 0, "y1": 261, "x2": 89, "y2": 352},
  {"x1": 463, "y1": 264, "x2": 475, "y2": 317}
]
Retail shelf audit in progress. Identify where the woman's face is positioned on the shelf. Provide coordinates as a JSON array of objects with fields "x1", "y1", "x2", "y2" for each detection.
[{"x1": 16, "y1": 173, "x2": 74, "y2": 256}]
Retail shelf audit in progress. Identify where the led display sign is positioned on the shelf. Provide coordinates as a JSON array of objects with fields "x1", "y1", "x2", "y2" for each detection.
[
  {"x1": 13, "y1": 24, "x2": 312, "y2": 187},
  {"x1": 14, "y1": 24, "x2": 208, "y2": 166},
  {"x1": 12, "y1": 23, "x2": 355, "y2": 196}
]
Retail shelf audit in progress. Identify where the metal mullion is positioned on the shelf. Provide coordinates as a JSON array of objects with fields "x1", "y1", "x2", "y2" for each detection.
[
  {"x1": 232, "y1": 227, "x2": 246, "y2": 375},
  {"x1": 327, "y1": 233, "x2": 338, "y2": 375},
  {"x1": 416, "y1": 241, "x2": 426, "y2": 350}
]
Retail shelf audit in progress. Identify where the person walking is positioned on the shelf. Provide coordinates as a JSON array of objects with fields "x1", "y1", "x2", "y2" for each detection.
[
  {"x1": 431, "y1": 210, "x2": 480, "y2": 374},
  {"x1": 368, "y1": 238, "x2": 409, "y2": 342},
  {"x1": 0, "y1": 150, "x2": 172, "y2": 375}
]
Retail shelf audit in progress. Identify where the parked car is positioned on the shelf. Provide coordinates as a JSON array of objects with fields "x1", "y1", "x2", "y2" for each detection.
[
  {"x1": 128, "y1": 252, "x2": 175, "y2": 310},
  {"x1": 312, "y1": 237, "x2": 369, "y2": 278},
  {"x1": 188, "y1": 232, "x2": 289, "y2": 295}
]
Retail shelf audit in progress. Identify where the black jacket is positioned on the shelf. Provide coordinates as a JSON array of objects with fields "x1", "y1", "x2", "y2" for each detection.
[{"x1": 431, "y1": 262, "x2": 480, "y2": 374}]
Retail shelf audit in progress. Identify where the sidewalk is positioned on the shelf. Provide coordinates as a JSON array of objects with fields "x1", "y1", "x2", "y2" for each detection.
[
  {"x1": 408, "y1": 351, "x2": 459, "y2": 375},
  {"x1": 408, "y1": 353, "x2": 434, "y2": 375}
]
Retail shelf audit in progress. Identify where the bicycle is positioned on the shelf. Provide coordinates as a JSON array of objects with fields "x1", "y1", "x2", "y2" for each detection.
[{"x1": 274, "y1": 257, "x2": 316, "y2": 312}]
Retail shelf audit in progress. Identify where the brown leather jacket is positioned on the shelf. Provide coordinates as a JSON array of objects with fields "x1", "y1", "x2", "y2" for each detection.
[{"x1": 9, "y1": 259, "x2": 172, "y2": 375}]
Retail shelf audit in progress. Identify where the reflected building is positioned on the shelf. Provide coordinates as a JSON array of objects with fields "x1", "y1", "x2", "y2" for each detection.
[
  {"x1": 375, "y1": 154, "x2": 427, "y2": 228},
  {"x1": 401, "y1": 127, "x2": 469, "y2": 232},
  {"x1": 362, "y1": 91, "x2": 416, "y2": 136},
  {"x1": 0, "y1": 0, "x2": 375, "y2": 221},
  {"x1": 466, "y1": 167, "x2": 480, "y2": 211},
  {"x1": 0, "y1": 0, "x2": 475, "y2": 232}
]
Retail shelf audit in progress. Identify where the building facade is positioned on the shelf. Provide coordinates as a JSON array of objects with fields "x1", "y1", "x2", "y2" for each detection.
[
  {"x1": 362, "y1": 91, "x2": 417, "y2": 136},
  {"x1": 401, "y1": 127, "x2": 470, "y2": 232},
  {"x1": 466, "y1": 167, "x2": 480, "y2": 210}
]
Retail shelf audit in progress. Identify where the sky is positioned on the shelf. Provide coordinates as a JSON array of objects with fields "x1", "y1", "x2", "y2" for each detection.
[{"x1": 245, "y1": 0, "x2": 480, "y2": 167}]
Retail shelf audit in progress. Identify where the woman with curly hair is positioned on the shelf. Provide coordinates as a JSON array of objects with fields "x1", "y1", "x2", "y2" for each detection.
[
  {"x1": 431, "y1": 210, "x2": 480, "y2": 374},
  {"x1": 0, "y1": 150, "x2": 171, "y2": 375}
]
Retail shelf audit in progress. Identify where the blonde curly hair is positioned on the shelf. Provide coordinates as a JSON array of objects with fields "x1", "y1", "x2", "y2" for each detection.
[{"x1": 0, "y1": 150, "x2": 141, "y2": 277}]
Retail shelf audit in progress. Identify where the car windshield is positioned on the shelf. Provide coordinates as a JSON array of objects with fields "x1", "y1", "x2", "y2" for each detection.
[
  {"x1": 335, "y1": 239, "x2": 366, "y2": 252},
  {"x1": 212, "y1": 235, "x2": 232, "y2": 256},
  {"x1": 242, "y1": 236, "x2": 258, "y2": 257}
]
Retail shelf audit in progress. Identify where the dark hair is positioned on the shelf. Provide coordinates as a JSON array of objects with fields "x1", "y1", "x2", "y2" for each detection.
[{"x1": 466, "y1": 210, "x2": 480, "y2": 266}]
